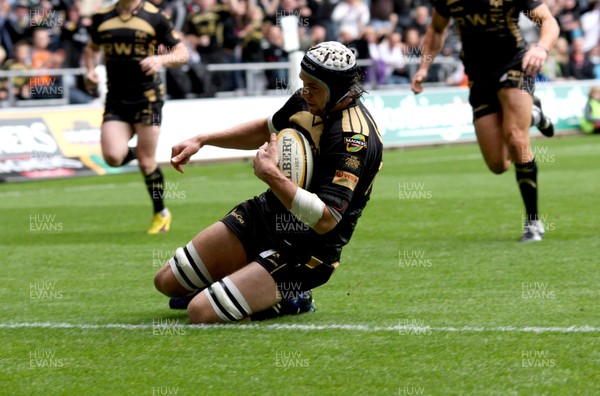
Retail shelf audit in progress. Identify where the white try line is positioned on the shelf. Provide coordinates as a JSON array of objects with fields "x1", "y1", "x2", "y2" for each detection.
[{"x1": 1, "y1": 322, "x2": 599, "y2": 333}]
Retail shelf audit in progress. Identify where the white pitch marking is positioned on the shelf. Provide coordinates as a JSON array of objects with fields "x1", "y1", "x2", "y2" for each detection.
[{"x1": 0, "y1": 322, "x2": 598, "y2": 333}]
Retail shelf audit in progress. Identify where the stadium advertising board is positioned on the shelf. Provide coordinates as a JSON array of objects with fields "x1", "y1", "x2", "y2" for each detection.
[
  {"x1": 0, "y1": 107, "x2": 135, "y2": 182},
  {"x1": 0, "y1": 80, "x2": 593, "y2": 181},
  {"x1": 362, "y1": 80, "x2": 595, "y2": 147}
]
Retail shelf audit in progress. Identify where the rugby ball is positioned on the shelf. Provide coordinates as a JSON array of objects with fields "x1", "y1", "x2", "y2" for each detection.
[{"x1": 276, "y1": 128, "x2": 314, "y2": 189}]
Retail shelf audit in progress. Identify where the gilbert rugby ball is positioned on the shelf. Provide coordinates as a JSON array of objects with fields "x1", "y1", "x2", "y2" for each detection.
[{"x1": 276, "y1": 128, "x2": 314, "y2": 189}]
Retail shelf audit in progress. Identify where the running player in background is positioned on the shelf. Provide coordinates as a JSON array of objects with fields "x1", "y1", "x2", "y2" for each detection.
[
  {"x1": 154, "y1": 42, "x2": 384, "y2": 323},
  {"x1": 411, "y1": 0, "x2": 559, "y2": 242},
  {"x1": 84, "y1": 0, "x2": 189, "y2": 234}
]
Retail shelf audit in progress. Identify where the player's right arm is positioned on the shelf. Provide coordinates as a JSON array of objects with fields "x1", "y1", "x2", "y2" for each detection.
[
  {"x1": 170, "y1": 118, "x2": 271, "y2": 173},
  {"x1": 411, "y1": 9, "x2": 450, "y2": 94},
  {"x1": 84, "y1": 13, "x2": 102, "y2": 94},
  {"x1": 83, "y1": 43, "x2": 101, "y2": 94}
]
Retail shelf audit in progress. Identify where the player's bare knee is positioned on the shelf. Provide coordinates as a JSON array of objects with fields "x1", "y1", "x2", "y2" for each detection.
[
  {"x1": 504, "y1": 128, "x2": 528, "y2": 150},
  {"x1": 137, "y1": 157, "x2": 157, "y2": 175},
  {"x1": 153, "y1": 266, "x2": 171, "y2": 295},
  {"x1": 488, "y1": 161, "x2": 509, "y2": 174},
  {"x1": 103, "y1": 153, "x2": 123, "y2": 167}
]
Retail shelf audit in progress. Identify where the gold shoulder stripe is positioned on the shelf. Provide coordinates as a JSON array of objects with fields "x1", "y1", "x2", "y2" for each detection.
[
  {"x1": 142, "y1": 1, "x2": 160, "y2": 13},
  {"x1": 507, "y1": 7, "x2": 522, "y2": 48},
  {"x1": 289, "y1": 111, "x2": 323, "y2": 151},
  {"x1": 97, "y1": 4, "x2": 116, "y2": 14},
  {"x1": 342, "y1": 106, "x2": 369, "y2": 136},
  {"x1": 98, "y1": 16, "x2": 156, "y2": 36},
  {"x1": 363, "y1": 110, "x2": 382, "y2": 143}
]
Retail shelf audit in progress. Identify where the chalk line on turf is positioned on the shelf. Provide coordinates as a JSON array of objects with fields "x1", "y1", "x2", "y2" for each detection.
[{"x1": 1, "y1": 322, "x2": 599, "y2": 333}]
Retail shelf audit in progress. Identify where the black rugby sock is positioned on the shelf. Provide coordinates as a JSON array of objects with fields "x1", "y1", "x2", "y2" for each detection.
[
  {"x1": 121, "y1": 147, "x2": 137, "y2": 166},
  {"x1": 515, "y1": 158, "x2": 538, "y2": 222},
  {"x1": 144, "y1": 167, "x2": 165, "y2": 213}
]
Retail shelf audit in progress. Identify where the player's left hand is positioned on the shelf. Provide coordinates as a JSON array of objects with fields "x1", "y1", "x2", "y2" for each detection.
[
  {"x1": 253, "y1": 133, "x2": 279, "y2": 182},
  {"x1": 140, "y1": 56, "x2": 163, "y2": 76},
  {"x1": 522, "y1": 45, "x2": 548, "y2": 77}
]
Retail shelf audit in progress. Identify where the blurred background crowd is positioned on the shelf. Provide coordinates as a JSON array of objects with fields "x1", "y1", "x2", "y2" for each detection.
[{"x1": 1, "y1": 0, "x2": 600, "y2": 104}]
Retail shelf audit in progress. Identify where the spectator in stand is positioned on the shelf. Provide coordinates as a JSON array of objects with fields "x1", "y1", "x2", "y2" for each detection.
[
  {"x1": 295, "y1": 0, "x2": 313, "y2": 26},
  {"x1": 402, "y1": 26, "x2": 422, "y2": 81},
  {"x1": 378, "y1": 31, "x2": 410, "y2": 85},
  {"x1": 331, "y1": 0, "x2": 370, "y2": 42},
  {"x1": 361, "y1": 26, "x2": 382, "y2": 84},
  {"x1": 262, "y1": 24, "x2": 288, "y2": 89},
  {"x1": 395, "y1": 0, "x2": 431, "y2": 32},
  {"x1": 237, "y1": 0, "x2": 264, "y2": 63},
  {"x1": 437, "y1": 44, "x2": 464, "y2": 85},
  {"x1": 258, "y1": 0, "x2": 280, "y2": 19},
  {"x1": 0, "y1": 0, "x2": 14, "y2": 58},
  {"x1": 2, "y1": 40, "x2": 32, "y2": 100},
  {"x1": 274, "y1": 0, "x2": 298, "y2": 24},
  {"x1": 234, "y1": 0, "x2": 263, "y2": 91},
  {"x1": 543, "y1": 36, "x2": 570, "y2": 80},
  {"x1": 307, "y1": 0, "x2": 336, "y2": 41},
  {"x1": 343, "y1": 25, "x2": 369, "y2": 59},
  {"x1": 368, "y1": 0, "x2": 399, "y2": 35},
  {"x1": 4, "y1": 0, "x2": 32, "y2": 57},
  {"x1": 590, "y1": 44, "x2": 600, "y2": 79},
  {"x1": 160, "y1": 0, "x2": 188, "y2": 33},
  {"x1": 556, "y1": 0, "x2": 582, "y2": 43},
  {"x1": 0, "y1": 44, "x2": 7, "y2": 102},
  {"x1": 581, "y1": 1, "x2": 600, "y2": 53},
  {"x1": 30, "y1": 0, "x2": 67, "y2": 51},
  {"x1": 60, "y1": 3, "x2": 95, "y2": 103},
  {"x1": 184, "y1": 0, "x2": 240, "y2": 93},
  {"x1": 30, "y1": 28, "x2": 65, "y2": 99},
  {"x1": 272, "y1": 0, "x2": 313, "y2": 33},
  {"x1": 581, "y1": 86, "x2": 600, "y2": 134},
  {"x1": 563, "y1": 37, "x2": 596, "y2": 79},
  {"x1": 221, "y1": 0, "x2": 244, "y2": 91},
  {"x1": 308, "y1": 23, "x2": 327, "y2": 48},
  {"x1": 445, "y1": 61, "x2": 467, "y2": 87},
  {"x1": 409, "y1": 5, "x2": 430, "y2": 36}
]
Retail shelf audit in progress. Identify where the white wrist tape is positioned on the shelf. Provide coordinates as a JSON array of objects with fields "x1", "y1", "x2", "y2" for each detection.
[{"x1": 290, "y1": 188, "x2": 325, "y2": 228}]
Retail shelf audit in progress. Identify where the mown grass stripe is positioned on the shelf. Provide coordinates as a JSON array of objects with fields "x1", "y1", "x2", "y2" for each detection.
[{"x1": 1, "y1": 322, "x2": 599, "y2": 333}]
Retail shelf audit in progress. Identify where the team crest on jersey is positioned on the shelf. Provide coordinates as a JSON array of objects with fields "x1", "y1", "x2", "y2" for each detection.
[
  {"x1": 343, "y1": 155, "x2": 361, "y2": 171},
  {"x1": 344, "y1": 134, "x2": 367, "y2": 152}
]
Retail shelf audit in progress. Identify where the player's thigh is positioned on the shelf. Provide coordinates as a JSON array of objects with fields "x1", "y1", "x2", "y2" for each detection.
[
  {"x1": 187, "y1": 262, "x2": 277, "y2": 323},
  {"x1": 474, "y1": 113, "x2": 510, "y2": 174},
  {"x1": 100, "y1": 121, "x2": 134, "y2": 164},
  {"x1": 154, "y1": 221, "x2": 248, "y2": 296}
]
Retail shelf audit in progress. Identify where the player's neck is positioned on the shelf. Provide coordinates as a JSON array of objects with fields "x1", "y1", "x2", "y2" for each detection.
[{"x1": 118, "y1": 0, "x2": 143, "y2": 13}]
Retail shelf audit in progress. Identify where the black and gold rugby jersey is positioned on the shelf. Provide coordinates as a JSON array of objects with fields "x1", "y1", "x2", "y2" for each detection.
[
  {"x1": 266, "y1": 90, "x2": 384, "y2": 262},
  {"x1": 90, "y1": 1, "x2": 181, "y2": 97},
  {"x1": 434, "y1": 0, "x2": 543, "y2": 79},
  {"x1": 184, "y1": 4, "x2": 233, "y2": 54}
]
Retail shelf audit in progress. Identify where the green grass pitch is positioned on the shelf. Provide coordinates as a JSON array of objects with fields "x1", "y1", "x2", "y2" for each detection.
[{"x1": 1, "y1": 134, "x2": 599, "y2": 395}]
